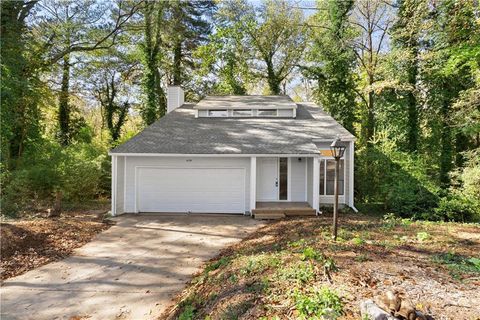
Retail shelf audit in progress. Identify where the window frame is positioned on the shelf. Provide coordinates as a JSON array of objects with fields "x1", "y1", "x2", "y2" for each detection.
[
  {"x1": 319, "y1": 158, "x2": 345, "y2": 196},
  {"x1": 257, "y1": 109, "x2": 278, "y2": 117},
  {"x1": 207, "y1": 109, "x2": 228, "y2": 117},
  {"x1": 232, "y1": 109, "x2": 252, "y2": 117}
]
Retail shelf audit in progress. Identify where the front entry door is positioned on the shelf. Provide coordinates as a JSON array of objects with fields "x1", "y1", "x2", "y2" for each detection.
[{"x1": 257, "y1": 157, "x2": 279, "y2": 201}]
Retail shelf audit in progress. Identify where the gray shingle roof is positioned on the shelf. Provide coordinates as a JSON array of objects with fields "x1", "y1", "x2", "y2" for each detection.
[{"x1": 110, "y1": 101, "x2": 355, "y2": 155}]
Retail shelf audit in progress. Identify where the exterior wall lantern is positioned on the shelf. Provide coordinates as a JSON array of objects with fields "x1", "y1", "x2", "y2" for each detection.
[{"x1": 330, "y1": 137, "x2": 346, "y2": 241}]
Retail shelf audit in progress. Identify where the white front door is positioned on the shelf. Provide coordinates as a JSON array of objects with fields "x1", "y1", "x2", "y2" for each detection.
[{"x1": 256, "y1": 158, "x2": 278, "y2": 201}]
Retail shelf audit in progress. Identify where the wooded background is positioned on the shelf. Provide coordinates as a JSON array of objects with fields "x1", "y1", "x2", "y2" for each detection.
[{"x1": 1, "y1": 0, "x2": 479, "y2": 221}]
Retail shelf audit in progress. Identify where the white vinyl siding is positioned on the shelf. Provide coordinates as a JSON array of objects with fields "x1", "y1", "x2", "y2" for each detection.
[
  {"x1": 306, "y1": 157, "x2": 313, "y2": 206},
  {"x1": 290, "y1": 157, "x2": 306, "y2": 201},
  {"x1": 115, "y1": 156, "x2": 125, "y2": 214}
]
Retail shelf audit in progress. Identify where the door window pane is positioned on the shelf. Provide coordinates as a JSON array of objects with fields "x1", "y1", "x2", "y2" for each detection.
[
  {"x1": 325, "y1": 159, "x2": 344, "y2": 195},
  {"x1": 279, "y1": 158, "x2": 288, "y2": 200}
]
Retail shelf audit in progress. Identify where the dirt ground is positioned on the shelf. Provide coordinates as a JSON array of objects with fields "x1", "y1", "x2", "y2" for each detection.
[
  {"x1": 162, "y1": 214, "x2": 480, "y2": 320},
  {"x1": 1, "y1": 210, "x2": 111, "y2": 280}
]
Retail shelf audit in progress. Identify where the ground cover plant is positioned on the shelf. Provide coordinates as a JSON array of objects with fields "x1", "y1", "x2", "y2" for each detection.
[{"x1": 162, "y1": 214, "x2": 480, "y2": 320}]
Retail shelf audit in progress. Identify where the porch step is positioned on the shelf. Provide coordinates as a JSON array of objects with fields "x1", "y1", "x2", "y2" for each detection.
[
  {"x1": 284, "y1": 209, "x2": 317, "y2": 216},
  {"x1": 253, "y1": 212, "x2": 286, "y2": 220},
  {"x1": 252, "y1": 208, "x2": 316, "y2": 219}
]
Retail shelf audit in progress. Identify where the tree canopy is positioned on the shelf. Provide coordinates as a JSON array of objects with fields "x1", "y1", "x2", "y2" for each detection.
[{"x1": 1, "y1": 0, "x2": 479, "y2": 221}]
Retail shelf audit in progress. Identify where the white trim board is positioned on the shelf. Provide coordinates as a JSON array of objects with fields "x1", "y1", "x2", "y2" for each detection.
[{"x1": 109, "y1": 153, "x2": 321, "y2": 157}]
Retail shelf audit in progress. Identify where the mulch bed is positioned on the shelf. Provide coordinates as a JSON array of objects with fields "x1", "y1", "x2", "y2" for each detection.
[{"x1": 1, "y1": 211, "x2": 112, "y2": 280}]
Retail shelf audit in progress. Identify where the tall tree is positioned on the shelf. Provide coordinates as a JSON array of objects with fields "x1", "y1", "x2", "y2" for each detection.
[
  {"x1": 195, "y1": 0, "x2": 252, "y2": 95},
  {"x1": 350, "y1": 0, "x2": 394, "y2": 145},
  {"x1": 139, "y1": 1, "x2": 166, "y2": 125},
  {"x1": 167, "y1": 1, "x2": 215, "y2": 86},
  {"x1": 36, "y1": 0, "x2": 141, "y2": 145},
  {"x1": 1, "y1": 0, "x2": 41, "y2": 169},
  {"x1": 304, "y1": 0, "x2": 357, "y2": 133},
  {"x1": 218, "y1": 0, "x2": 305, "y2": 95},
  {"x1": 389, "y1": 0, "x2": 427, "y2": 152},
  {"x1": 421, "y1": 0, "x2": 479, "y2": 185},
  {"x1": 88, "y1": 50, "x2": 137, "y2": 142}
]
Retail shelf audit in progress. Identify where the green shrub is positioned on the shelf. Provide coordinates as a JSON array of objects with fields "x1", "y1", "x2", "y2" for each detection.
[
  {"x1": 356, "y1": 132, "x2": 441, "y2": 219},
  {"x1": 433, "y1": 193, "x2": 480, "y2": 222},
  {"x1": 300, "y1": 247, "x2": 323, "y2": 261},
  {"x1": 1, "y1": 139, "x2": 108, "y2": 217},
  {"x1": 293, "y1": 286, "x2": 344, "y2": 319}
]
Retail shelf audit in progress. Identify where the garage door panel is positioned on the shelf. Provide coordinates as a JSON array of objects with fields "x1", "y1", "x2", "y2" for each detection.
[{"x1": 137, "y1": 167, "x2": 245, "y2": 213}]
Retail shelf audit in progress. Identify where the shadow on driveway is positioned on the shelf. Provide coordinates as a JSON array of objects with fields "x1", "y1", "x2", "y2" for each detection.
[{"x1": 0, "y1": 213, "x2": 264, "y2": 320}]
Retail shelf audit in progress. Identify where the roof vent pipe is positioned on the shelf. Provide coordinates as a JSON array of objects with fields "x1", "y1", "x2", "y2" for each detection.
[{"x1": 167, "y1": 86, "x2": 184, "y2": 113}]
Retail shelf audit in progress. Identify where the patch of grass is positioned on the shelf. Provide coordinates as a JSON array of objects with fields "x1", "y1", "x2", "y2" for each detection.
[
  {"x1": 220, "y1": 299, "x2": 254, "y2": 320},
  {"x1": 351, "y1": 237, "x2": 365, "y2": 245},
  {"x1": 228, "y1": 274, "x2": 238, "y2": 284},
  {"x1": 239, "y1": 253, "x2": 280, "y2": 276},
  {"x1": 178, "y1": 305, "x2": 195, "y2": 320},
  {"x1": 278, "y1": 262, "x2": 315, "y2": 283},
  {"x1": 433, "y1": 252, "x2": 480, "y2": 276},
  {"x1": 205, "y1": 256, "x2": 231, "y2": 273},
  {"x1": 354, "y1": 253, "x2": 370, "y2": 262},
  {"x1": 292, "y1": 286, "x2": 344, "y2": 319},
  {"x1": 288, "y1": 238, "x2": 308, "y2": 248},
  {"x1": 177, "y1": 293, "x2": 204, "y2": 320},
  {"x1": 416, "y1": 232, "x2": 430, "y2": 242}
]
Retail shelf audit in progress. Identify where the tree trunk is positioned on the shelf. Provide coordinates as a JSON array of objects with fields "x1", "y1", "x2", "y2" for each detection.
[
  {"x1": 58, "y1": 54, "x2": 71, "y2": 146},
  {"x1": 439, "y1": 86, "x2": 452, "y2": 187},
  {"x1": 406, "y1": 47, "x2": 419, "y2": 152},
  {"x1": 173, "y1": 39, "x2": 182, "y2": 85},
  {"x1": 50, "y1": 190, "x2": 62, "y2": 218},
  {"x1": 266, "y1": 59, "x2": 281, "y2": 95},
  {"x1": 366, "y1": 82, "x2": 375, "y2": 144}
]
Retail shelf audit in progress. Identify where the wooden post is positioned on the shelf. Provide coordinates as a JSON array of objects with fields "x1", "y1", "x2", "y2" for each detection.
[{"x1": 333, "y1": 157, "x2": 339, "y2": 240}]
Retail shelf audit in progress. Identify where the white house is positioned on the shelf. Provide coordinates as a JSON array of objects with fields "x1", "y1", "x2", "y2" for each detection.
[{"x1": 109, "y1": 86, "x2": 356, "y2": 216}]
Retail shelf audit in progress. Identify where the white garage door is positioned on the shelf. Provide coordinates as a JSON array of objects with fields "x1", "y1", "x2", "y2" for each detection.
[{"x1": 136, "y1": 167, "x2": 245, "y2": 213}]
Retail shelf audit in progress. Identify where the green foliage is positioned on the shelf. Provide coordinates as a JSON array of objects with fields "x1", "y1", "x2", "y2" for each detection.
[
  {"x1": 293, "y1": 286, "x2": 344, "y2": 320},
  {"x1": 1, "y1": 139, "x2": 108, "y2": 217},
  {"x1": 356, "y1": 131, "x2": 441, "y2": 218},
  {"x1": 304, "y1": 0, "x2": 356, "y2": 133},
  {"x1": 300, "y1": 247, "x2": 323, "y2": 261},
  {"x1": 416, "y1": 232, "x2": 430, "y2": 242},
  {"x1": 278, "y1": 262, "x2": 314, "y2": 284},
  {"x1": 205, "y1": 256, "x2": 231, "y2": 273},
  {"x1": 178, "y1": 305, "x2": 195, "y2": 320},
  {"x1": 433, "y1": 252, "x2": 480, "y2": 276},
  {"x1": 433, "y1": 193, "x2": 480, "y2": 222},
  {"x1": 239, "y1": 254, "x2": 280, "y2": 276}
]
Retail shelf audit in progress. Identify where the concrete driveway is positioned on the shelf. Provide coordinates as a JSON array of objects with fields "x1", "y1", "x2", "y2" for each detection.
[{"x1": 0, "y1": 214, "x2": 263, "y2": 320}]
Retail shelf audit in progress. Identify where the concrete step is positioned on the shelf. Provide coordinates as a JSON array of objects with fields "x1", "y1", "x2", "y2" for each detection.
[
  {"x1": 284, "y1": 209, "x2": 316, "y2": 216},
  {"x1": 253, "y1": 212, "x2": 286, "y2": 220}
]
